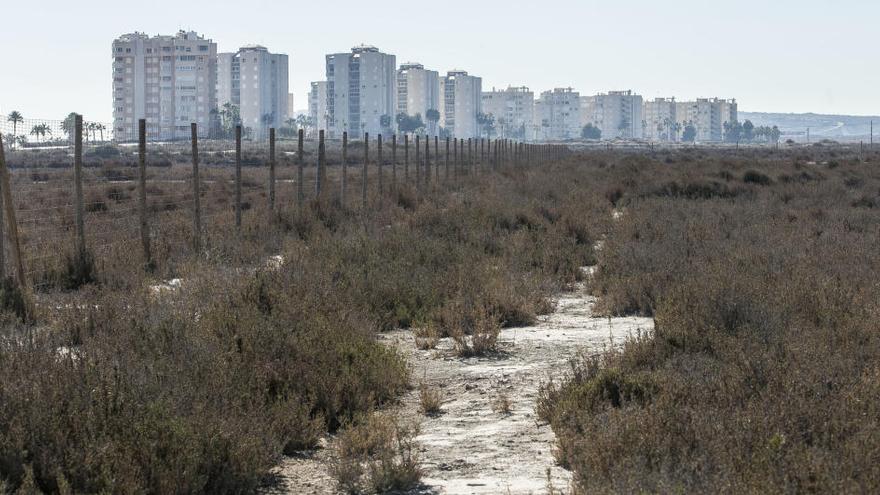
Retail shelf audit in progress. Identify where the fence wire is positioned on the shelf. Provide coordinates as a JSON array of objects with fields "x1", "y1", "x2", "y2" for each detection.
[{"x1": 0, "y1": 117, "x2": 562, "y2": 289}]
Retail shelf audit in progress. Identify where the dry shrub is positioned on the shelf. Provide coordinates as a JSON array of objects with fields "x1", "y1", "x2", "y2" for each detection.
[
  {"x1": 413, "y1": 323, "x2": 440, "y2": 350},
  {"x1": 418, "y1": 383, "x2": 443, "y2": 416},
  {"x1": 492, "y1": 391, "x2": 512, "y2": 415},
  {"x1": 543, "y1": 152, "x2": 880, "y2": 493},
  {"x1": 331, "y1": 414, "x2": 422, "y2": 494},
  {"x1": 445, "y1": 300, "x2": 501, "y2": 357}
]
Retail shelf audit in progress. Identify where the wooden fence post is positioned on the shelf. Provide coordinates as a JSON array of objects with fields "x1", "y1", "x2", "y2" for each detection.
[
  {"x1": 235, "y1": 125, "x2": 242, "y2": 230},
  {"x1": 480, "y1": 138, "x2": 485, "y2": 173},
  {"x1": 415, "y1": 135, "x2": 421, "y2": 188},
  {"x1": 467, "y1": 138, "x2": 472, "y2": 175},
  {"x1": 268, "y1": 128, "x2": 276, "y2": 215},
  {"x1": 316, "y1": 130, "x2": 325, "y2": 199},
  {"x1": 424, "y1": 135, "x2": 430, "y2": 187},
  {"x1": 392, "y1": 134, "x2": 397, "y2": 191},
  {"x1": 190, "y1": 123, "x2": 201, "y2": 253},
  {"x1": 454, "y1": 138, "x2": 459, "y2": 181},
  {"x1": 435, "y1": 136, "x2": 440, "y2": 181},
  {"x1": 362, "y1": 133, "x2": 369, "y2": 209},
  {"x1": 74, "y1": 115, "x2": 85, "y2": 255},
  {"x1": 342, "y1": 131, "x2": 348, "y2": 206},
  {"x1": 378, "y1": 134, "x2": 384, "y2": 196},
  {"x1": 445, "y1": 137, "x2": 450, "y2": 181},
  {"x1": 404, "y1": 134, "x2": 410, "y2": 182},
  {"x1": 138, "y1": 118, "x2": 152, "y2": 268},
  {"x1": 297, "y1": 129, "x2": 304, "y2": 209},
  {"x1": 0, "y1": 133, "x2": 25, "y2": 289}
]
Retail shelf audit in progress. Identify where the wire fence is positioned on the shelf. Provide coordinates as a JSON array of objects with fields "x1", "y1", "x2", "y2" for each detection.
[{"x1": 0, "y1": 115, "x2": 564, "y2": 291}]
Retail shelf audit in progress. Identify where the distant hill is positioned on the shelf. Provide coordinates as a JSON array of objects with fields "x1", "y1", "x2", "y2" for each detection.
[{"x1": 739, "y1": 112, "x2": 879, "y2": 143}]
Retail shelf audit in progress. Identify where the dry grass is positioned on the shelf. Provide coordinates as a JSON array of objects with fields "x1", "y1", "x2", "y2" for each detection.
[
  {"x1": 330, "y1": 414, "x2": 423, "y2": 494},
  {"x1": 492, "y1": 391, "x2": 512, "y2": 415},
  {"x1": 418, "y1": 383, "x2": 443, "y2": 416}
]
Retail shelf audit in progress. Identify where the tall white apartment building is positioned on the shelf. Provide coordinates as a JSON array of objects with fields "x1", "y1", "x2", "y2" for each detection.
[
  {"x1": 326, "y1": 45, "x2": 397, "y2": 137},
  {"x1": 112, "y1": 31, "x2": 217, "y2": 141},
  {"x1": 397, "y1": 63, "x2": 441, "y2": 133},
  {"x1": 309, "y1": 81, "x2": 329, "y2": 134},
  {"x1": 643, "y1": 97, "x2": 677, "y2": 141},
  {"x1": 288, "y1": 93, "x2": 295, "y2": 121},
  {"x1": 440, "y1": 70, "x2": 482, "y2": 138},
  {"x1": 582, "y1": 90, "x2": 643, "y2": 140},
  {"x1": 720, "y1": 98, "x2": 738, "y2": 128},
  {"x1": 217, "y1": 45, "x2": 289, "y2": 139},
  {"x1": 535, "y1": 88, "x2": 581, "y2": 141},
  {"x1": 676, "y1": 98, "x2": 731, "y2": 142},
  {"x1": 481, "y1": 86, "x2": 535, "y2": 140}
]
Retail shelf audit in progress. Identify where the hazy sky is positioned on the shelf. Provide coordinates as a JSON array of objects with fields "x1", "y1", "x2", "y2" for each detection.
[{"x1": 2, "y1": 0, "x2": 878, "y2": 123}]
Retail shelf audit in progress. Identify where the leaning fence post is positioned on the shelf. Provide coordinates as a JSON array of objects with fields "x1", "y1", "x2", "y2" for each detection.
[
  {"x1": 0, "y1": 134, "x2": 26, "y2": 290},
  {"x1": 268, "y1": 127, "x2": 276, "y2": 216},
  {"x1": 235, "y1": 125, "x2": 242, "y2": 230},
  {"x1": 297, "y1": 128, "x2": 304, "y2": 209},
  {"x1": 190, "y1": 123, "x2": 201, "y2": 253},
  {"x1": 362, "y1": 133, "x2": 369, "y2": 209},
  {"x1": 342, "y1": 131, "x2": 348, "y2": 206},
  {"x1": 74, "y1": 115, "x2": 85, "y2": 255},
  {"x1": 138, "y1": 119, "x2": 152, "y2": 268}
]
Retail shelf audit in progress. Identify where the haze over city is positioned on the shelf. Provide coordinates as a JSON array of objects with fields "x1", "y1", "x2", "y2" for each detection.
[{"x1": 2, "y1": 0, "x2": 879, "y2": 122}]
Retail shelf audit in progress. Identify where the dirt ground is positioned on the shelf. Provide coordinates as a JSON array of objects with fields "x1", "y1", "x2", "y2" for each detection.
[{"x1": 268, "y1": 275, "x2": 653, "y2": 495}]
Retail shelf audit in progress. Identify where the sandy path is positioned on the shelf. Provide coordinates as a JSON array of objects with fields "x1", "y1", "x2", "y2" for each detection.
[{"x1": 267, "y1": 283, "x2": 653, "y2": 494}]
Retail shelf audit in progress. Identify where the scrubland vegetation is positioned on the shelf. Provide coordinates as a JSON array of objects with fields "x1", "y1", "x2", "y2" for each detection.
[
  {"x1": 0, "y1": 145, "x2": 607, "y2": 493},
  {"x1": 540, "y1": 146, "x2": 880, "y2": 493},
  {"x1": 2, "y1": 140, "x2": 878, "y2": 493}
]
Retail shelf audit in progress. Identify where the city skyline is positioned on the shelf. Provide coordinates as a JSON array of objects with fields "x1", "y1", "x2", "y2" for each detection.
[{"x1": 2, "y1": 0, "x2": 879, "y2": 122}]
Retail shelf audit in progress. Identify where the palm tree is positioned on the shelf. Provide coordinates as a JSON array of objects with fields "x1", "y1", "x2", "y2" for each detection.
[
  {"x1": 7, "y1": 111, "x2": 24, "y2": 145},
  {"x1": 96, "y1": 123, "x2": 106, "y2": 142},
  {"x1": 425, "y1": 109, "x2": 440, "y2": 136},
  {"x1": 30, "y1": 124, "x2": 51, "y2": 144},
  {"x1": 61, "y1": 113, "x2": 78, "y2": 142}
]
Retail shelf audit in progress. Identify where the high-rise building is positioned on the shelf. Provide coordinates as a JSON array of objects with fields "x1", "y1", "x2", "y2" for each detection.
[
  {"x1": 112, "y1": 31, "x2": 217, "y2": 141},
  {"x1": 481, "y1": 86, "x2": 535, "y2": 140},
  {"x1": 397, "y1": 63, "x2": 441, "y2": 134},
  {"x1": 535, "y1": 88, "x2": 581, "y2": 141},
  {"x1": 676, "y1": 98, "x2": 732, "y2": 142},
  {"x1": 643, "y1": 97, "x2": 677, "y2": 141},
  {"x1": 581, "y1": 90, "x2": 643, "y2": 140},
  {"x1": 309, "y1": 81, "x2": 329, "y2": 134},
  {"x1": 440, "y1": 70, "x2": 482, "y2": 138},
  {"x1": 288, "y1": 93, "x2": 295, "y2": 121},
  {"x1": 326, "y1": 45, "x2": 397, "y2": 137},
  {"x1": 720, "y1": 98, "x2": 738, "y2": 128},
  {"x1": 217, "y1": 45, "x2": 289, "y2": 139}
]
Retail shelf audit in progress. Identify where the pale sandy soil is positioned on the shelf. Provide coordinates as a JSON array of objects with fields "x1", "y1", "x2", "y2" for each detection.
[{"x1": 267, "y1": 280, "x2": 653, "y2": 495}]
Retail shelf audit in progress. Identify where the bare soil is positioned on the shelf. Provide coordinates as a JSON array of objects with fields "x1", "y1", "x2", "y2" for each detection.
[{"x1": 267, "y1": 281, "x2": 653, "y2": 494}]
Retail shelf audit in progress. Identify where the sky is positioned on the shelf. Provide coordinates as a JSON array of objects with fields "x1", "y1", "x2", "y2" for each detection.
[{"x1": 1, "y1": 0, "x2": 879, "y2": 123}]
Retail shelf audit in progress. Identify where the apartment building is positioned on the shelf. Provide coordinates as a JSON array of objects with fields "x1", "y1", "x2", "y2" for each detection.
[
  {"x1": 481, "y1": 86, "x2": 535, "y2": 140},
  {"x1": 643, "y1": 97, "x2": 677, "y2": 141},
  {"x1": 308, "y1": 81, "x2": 329, "y2": 134},
  {"x1": 676, "y1": 98, "x2": 729, "y2": 142},
  {"x1": 440, "y1": 70, "x2": 482, "y2": 138},
  {"x1": 217, "y1": 45, "x2": 289, "y2": 139},
  {"x1": 112, "y1": 31, "x2": 217, "y2": 141},
  {"x1": 535, "y1": 88, "x2": 581, "y2": 141},
  {"x1": 397, "y1": 63, "x2": 441, "y2": 134},
  {"x1": 325, "y1": 45, "x2": 397, "y2": 137},
  {"x1": 581, "y1": 90, "x2": 643, "y2": 140},
  {"x1": 720, "y1": 98, "x2": 738, "y2": 130}
]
